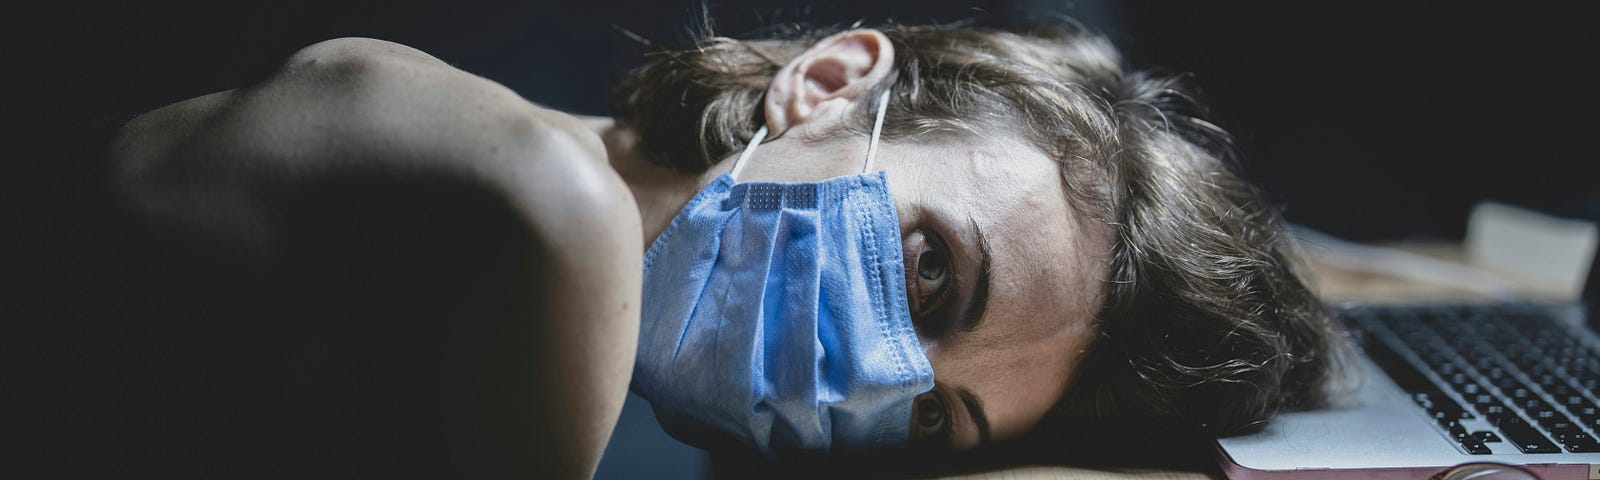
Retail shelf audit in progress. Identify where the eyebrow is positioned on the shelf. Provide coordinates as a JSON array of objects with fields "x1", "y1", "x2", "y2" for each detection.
[
  {"x1": 960, "y1": 215, "x2": 992, "y2": 333},
  {"x1": 958, "y1": 388, "x2": 992, "y2": 447}
]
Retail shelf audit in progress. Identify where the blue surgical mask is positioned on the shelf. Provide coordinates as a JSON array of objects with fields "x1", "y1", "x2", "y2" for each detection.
[{"x1": 634, "y1": 89, "x2": 935, "y2": 455}]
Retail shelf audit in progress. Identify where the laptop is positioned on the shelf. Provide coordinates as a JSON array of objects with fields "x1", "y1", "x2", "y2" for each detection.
[{"x1": 1215, "y1": 223, "x2": 1600, "y2": 479}]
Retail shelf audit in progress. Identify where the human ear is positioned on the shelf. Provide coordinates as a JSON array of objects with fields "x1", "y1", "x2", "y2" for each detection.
[{"x1": 763, "y1": 29, "x2": 895, "y2": 137}]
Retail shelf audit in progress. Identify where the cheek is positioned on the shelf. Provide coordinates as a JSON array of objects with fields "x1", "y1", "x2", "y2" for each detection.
[
  {"x1": 996, "y1": 358, "x2": 1079, "y2": 439},
  {"x1": 935, "y1": 340, "x2": 1083, "y2": 442}
]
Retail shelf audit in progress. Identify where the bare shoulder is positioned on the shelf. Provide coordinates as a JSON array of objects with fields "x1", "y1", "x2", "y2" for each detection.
[
  {"x1": 109, "y1": 37, "x2": 637, "y2": 252},
  {"x1": 100, "y1": 38, "x2": 642, "y2": 475}
]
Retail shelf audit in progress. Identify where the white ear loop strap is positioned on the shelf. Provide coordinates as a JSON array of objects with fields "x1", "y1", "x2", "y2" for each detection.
[
  {"x1": 728, "y1": 125, "x2": 768, "y2": 181},
  {"x1": 862, "y1": 89, "x2": 892, "y2": 173},
  {"x1": 730, "y1": 87, "x2": 890, "y2": 180}
]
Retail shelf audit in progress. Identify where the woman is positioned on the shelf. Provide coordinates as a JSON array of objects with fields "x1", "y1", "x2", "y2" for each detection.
[{"x1": 79, "y1": 18, "x2": 1342, "y2": 478}]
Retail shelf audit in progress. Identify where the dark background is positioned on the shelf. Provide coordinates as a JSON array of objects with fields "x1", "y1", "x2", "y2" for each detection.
[
  {"x1": 10, "y1": 1, "x2": 1597, "y2": 478},
  {"x1": 17, "y1": 0, "x2": 1598, "y2": 241}
]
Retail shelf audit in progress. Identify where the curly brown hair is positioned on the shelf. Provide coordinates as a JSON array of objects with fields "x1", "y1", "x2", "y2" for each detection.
[{"x1": 611, "y1": 17, "x2": 1349, "y2": 446}]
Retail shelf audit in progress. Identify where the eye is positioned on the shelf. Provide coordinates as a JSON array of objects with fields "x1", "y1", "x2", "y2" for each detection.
[
  {"x1": 917, "y1": 239, "x2": 949, "y2": 284},
  {"x1": 904, "y1": 229, "x2": 956, "y2": 320},
  {"x1": 910, "y1": 390, "x2": 953, "y2": 449}
]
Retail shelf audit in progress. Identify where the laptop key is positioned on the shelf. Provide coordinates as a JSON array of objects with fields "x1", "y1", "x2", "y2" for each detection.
[
  {"x1": 1498, "y1": 419, "x2": 1561, "y2": 453},
  {"x1": 1553, "y1": 431, "x2": 1591, "y2": 445},
  {"x1": 1485, "y1": 412, "x2": 1515, "y2": 427},
  {"x1": 1573, "y1": 400, "x2": 1600, "y2": 424},
  {"x1": 1536, "y1": 374, "x2": 1564, "y2": 389},
  {"x1": 1444, "y1": 420, "x2": 1470, "y2": 441},
  {"x1": 1514, "y1": 397, "x2": 1550, "y2": 412},
  {"x1": 1460, "y1": 438, "x2": 1493, "y2": 455},
  {"x1": 1366, "y1": 340, "x2": 1434, "y2": 392},
  {"x1": 1367, "y1": 338, "x2": 1475, "y2": 417},
  {"x1": 1472, "y1": 431, "x2": 1502, "y2": 443},
  {"x1": 1491, "y1": 375, "x2": 1521, "y2": 390},
  {"x1": 1413, "y1": 391, "x2": 1444, "y2": 409},
  {"x1": 1430, "y1": 405, "x2": 1471, "y2": 422},
  {"x1": 1480, "y1": 403, "x2": 1516, "y2": 426},
  {"x1": 1439, "y1": 363, "x2": 1461, "y2": 376},
  {"x1": 1545, "y1": 421, "x2": 1580, "y2": 434}
]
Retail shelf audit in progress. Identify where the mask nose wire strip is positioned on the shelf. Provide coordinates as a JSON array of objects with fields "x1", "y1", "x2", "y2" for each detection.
[
  {"x1": 861, "y1": 89, "x2": 892, "y2": 173},
  {"x1": 729, "y1": 125, "x2": 769, "y2": 182}
]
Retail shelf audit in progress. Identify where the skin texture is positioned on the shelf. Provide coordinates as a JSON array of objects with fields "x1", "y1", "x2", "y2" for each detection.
[
  {"x1": 610, "y1": 30, "x2": 1112, "y2": 451},
  {"x1": 106, "y1": 38, "x2": 640, "y2": 477}
]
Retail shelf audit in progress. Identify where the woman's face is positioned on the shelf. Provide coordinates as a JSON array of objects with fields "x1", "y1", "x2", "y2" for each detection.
[{"x1": 727, "y1": 128, "x2": 1112, "y2": 451}]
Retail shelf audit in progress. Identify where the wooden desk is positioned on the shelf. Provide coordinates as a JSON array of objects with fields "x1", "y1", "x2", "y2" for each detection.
[{"x1": 1304, "y1": 241, "x2": 1569, "y2": 303}]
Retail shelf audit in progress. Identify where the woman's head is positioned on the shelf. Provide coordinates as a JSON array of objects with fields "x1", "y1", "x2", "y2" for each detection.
[{"x1": 615, "y1": 18, "x2": 1346, "y2": 451}]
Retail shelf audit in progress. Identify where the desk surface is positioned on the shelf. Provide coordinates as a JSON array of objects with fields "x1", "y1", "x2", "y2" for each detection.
[{"x1": 943, "y1": 467, "x2": 1223, "y2": 480}]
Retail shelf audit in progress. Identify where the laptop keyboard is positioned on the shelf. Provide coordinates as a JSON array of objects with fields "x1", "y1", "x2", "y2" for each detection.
[{"x1": 1344, "y1": 304, "x2": 1600, "y2": 455}]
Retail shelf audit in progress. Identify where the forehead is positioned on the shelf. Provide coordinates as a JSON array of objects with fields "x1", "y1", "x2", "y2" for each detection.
[
  {"x1": 888, "y1": 133, "x2": 1105, "y2": 298},
  {"x1": 884, "y1": 133, "x2": 1108, "y2": 436}
]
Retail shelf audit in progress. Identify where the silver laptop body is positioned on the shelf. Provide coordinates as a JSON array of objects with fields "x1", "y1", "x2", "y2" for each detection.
[{"x1": 1216, "y1": 255, "x2": 1600, "y2": 479}]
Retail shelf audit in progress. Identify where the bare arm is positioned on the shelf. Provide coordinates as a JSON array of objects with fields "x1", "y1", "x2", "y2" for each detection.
[{"x1": 106, "y1": 38, "x2": 639, "y2": 478}]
